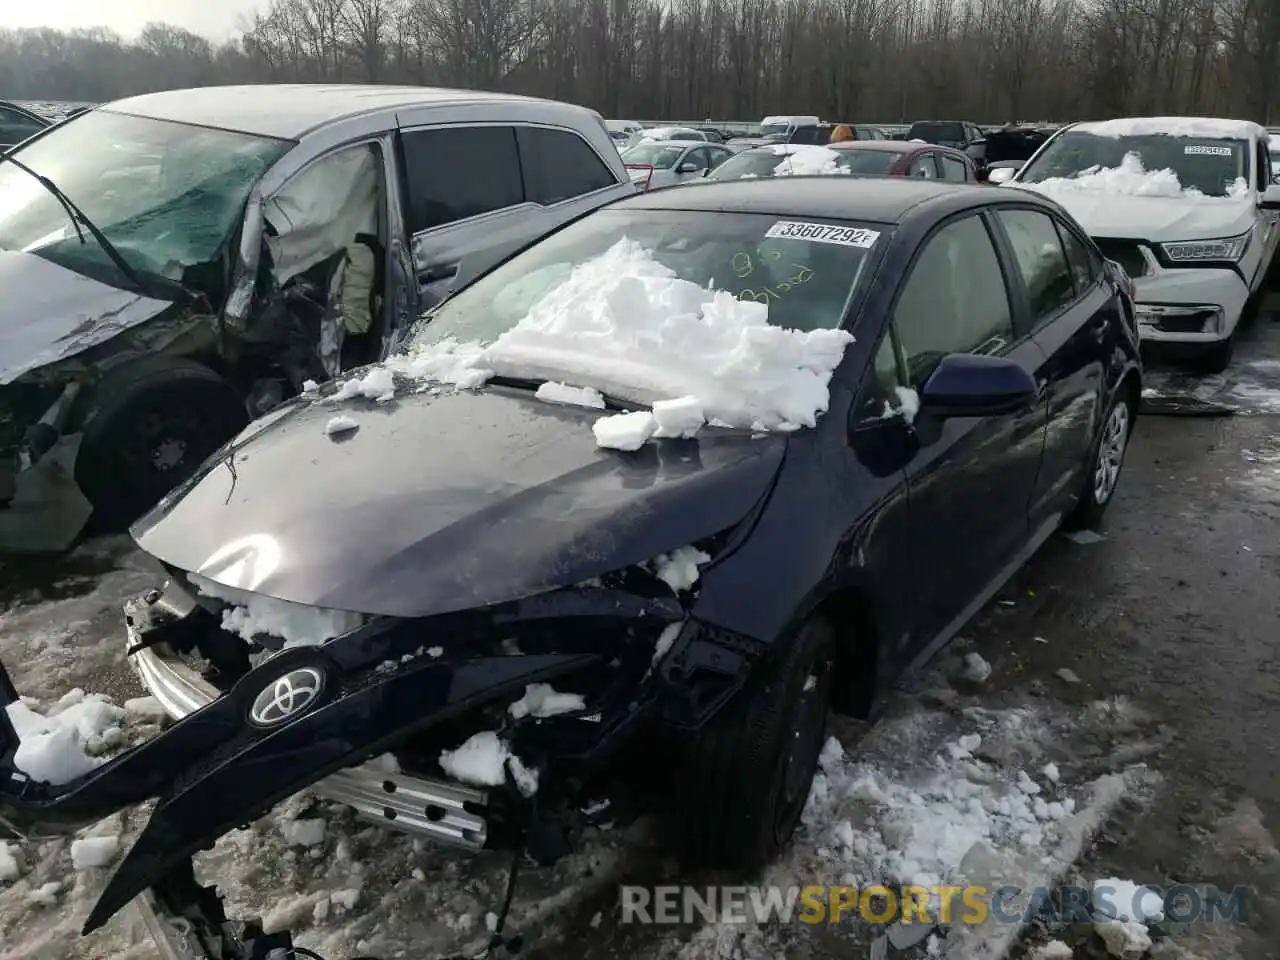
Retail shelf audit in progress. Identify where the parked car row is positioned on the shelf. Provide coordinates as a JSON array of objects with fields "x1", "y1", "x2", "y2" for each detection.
[{"x1": 0, "y1": 86, "x2": 1273, "y2": 960}]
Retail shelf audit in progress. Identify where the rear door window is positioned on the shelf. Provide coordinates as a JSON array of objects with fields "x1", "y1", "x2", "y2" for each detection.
[
  {"x1": 0, "y1": 106, "x2": 45, "y2": 146},
  {"x1": 516, "y1": 126, "x2": 616, "y2": 205},
  {"x1": 1056, "y1": 220, "x2": 1101, "y2": 291},
  {"x1": 994, "y1": 208, "x2": 1077, "y2": 328},
  {"x1": 400, "y1": 126, "x2": 524, "y2": 233}
]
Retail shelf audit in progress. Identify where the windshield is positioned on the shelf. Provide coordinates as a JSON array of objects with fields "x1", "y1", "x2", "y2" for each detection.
[
  {"x1": 907, "y1": 122, "x2": 965, "y2": 146},
  {"x1": 622, "y1": 143, "x2": 684, "y2": 168},
  {"x1": 1019, "y1": 131, "x2": 1248, "y2": 197},
  {"x1": 0, "y1": 109, "x2": 290, "y2": 291},
  {"x1": 410, "y1": 209, "x2": 880, "y2": 371}
]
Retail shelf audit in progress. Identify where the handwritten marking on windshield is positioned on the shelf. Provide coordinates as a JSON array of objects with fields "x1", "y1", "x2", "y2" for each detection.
[{"x1": 738, "y1": 264, "x2": 815, "y2": 304}]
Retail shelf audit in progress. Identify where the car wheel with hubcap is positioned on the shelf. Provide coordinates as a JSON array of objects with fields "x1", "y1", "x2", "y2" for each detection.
[
  {"x1": 1065, "y1": 389, "x2": 1134, "y2": 530},
  {"x1": 675, "y1": 614, "x2": 836, "y2": 872}
]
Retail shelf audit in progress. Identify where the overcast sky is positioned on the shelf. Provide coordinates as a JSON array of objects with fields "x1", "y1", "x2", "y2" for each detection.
[{"x1": 1, "y1": 0, "x2": 266, "y2": 41}]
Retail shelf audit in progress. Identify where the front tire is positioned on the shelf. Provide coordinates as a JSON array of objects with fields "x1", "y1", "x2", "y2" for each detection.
[
  {"x1": 675, "y1": 615, "x2": 836, "y2": 872},
  {"x1": 75, "y1": 359, "x2": 249, "y2": 529},
  {"x1": 1065, "y1": 389, "x2": 1134, "y2": 530}
]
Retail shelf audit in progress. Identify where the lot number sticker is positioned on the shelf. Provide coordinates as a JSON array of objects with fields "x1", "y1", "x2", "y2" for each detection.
[
  {"x1": 1184, "y1": 144, "x2": 1233, "y2": 157},
  {"x1": 765, "y1": 220, "x2": 881, "y2": 248}
]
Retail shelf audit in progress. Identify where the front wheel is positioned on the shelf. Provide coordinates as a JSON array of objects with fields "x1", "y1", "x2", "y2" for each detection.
[
  {"x1": 675, "y1": 615, "x2": 836, "y2": 871},
  {"x1": 1065, "y1": 389, "x2": 1134, "y2": 530}
]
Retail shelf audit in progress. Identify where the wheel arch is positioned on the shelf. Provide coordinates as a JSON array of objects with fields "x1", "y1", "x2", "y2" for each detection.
[{"x1": 807, "y1": 583, "x2": 881, "y2": 720}]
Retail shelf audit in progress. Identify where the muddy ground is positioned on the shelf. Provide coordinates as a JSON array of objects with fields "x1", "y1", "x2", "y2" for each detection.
[{"x1": 0, "y1": 314, "x2": 1277, "y2": 960}]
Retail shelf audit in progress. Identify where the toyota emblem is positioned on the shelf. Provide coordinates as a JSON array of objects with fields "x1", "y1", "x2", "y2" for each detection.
[{"x1": 248, "y1": 667, "x2": 325, "y2": 727}]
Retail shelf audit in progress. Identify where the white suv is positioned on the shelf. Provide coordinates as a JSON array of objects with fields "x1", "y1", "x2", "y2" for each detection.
[{"x1": 1005, "y1": 117, "x2": 1280, "y2": 371}]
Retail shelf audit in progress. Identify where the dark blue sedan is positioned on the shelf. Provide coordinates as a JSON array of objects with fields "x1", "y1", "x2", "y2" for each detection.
[{"x1": 0, "y1": 177, "x2": 1141, "y2": 959}]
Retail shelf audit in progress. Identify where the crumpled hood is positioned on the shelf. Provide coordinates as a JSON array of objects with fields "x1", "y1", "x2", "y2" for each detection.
[
  {"x1": 131, "y1": 383, "x2": 787, "y2": 618},
  {"x1": 1014, "y1": 187, "x2": 1256, "y2": 242},
  {"x1": 0, "y1": 250, "x2": 173, "y2": 385}
]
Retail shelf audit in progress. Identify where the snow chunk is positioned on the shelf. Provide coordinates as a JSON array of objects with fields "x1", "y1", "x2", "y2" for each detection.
[
  {"x1": 593, "y1": 410, "x2": 657, "y2": 451},
  {"x1": 775, "y1": 146, "x2": 853, "y2": 177},
  {"x1": 364, "y1": 752, "x2": 401, "y2": 774},
  {"x1": 0, "y1": 842, "x2": 21, "y2": 883},
  {"x1": 334, "y1": 366, "x2": 395, "y2": 403},
  {"x1": 1092, "y1": 877, "x2": 1165, "y2": 923},
  {"x1": 652, "y1": 622, "x2": 682, "y2": 665},
  {"x1": 1073, "y1": 116, "x2": 1267, "y2": 141},
  {"x1": 882, "y1": 386, "x2": 920, "y2": 424},
  {"x1": 652, "y1": 395, "x2": 705, "y2": 438},
  {"x1": 189, "y1": 573, "x2": 364, "y2": 648},
  {"x1": 123, "y1": 696, "x2": 168, "y2": 723},
  {"x1": 1030, "y1": 942, "x2": 1074, "y2": 960},
  {"x1": 70, "y1": 835, "x2": 120, "y2": 869},
  {"x1": 325, "y1": 415, "x2": 359, "y2": 435},
  {"x1": 439, "y1": 731, "x2": 538, "y2": 796},
  {"x1": 508, "y1": 683, "x2": 586, "y2": 720},
  {"x1": 1042, "y1": 762, "x2": 1061, "y2": 783},
  {"x1": 398, "y1": 238, "x2": 853, "y2": 432},
  {"x1": 28, "y1": 881, "x2": 60, "y2": 907},
  {"x1": 281, "y1": 818, "x2": 327, "y2": 848},
  {"x1": 1094, "y1": 918, "x2": 1152, "y2": 957},
  {"x1": 534, "y1": 381, "x2": 606, "y2": 409},
  {"x1": 5, "y1": 694, "x2": 125, "y2": 785},
  {"x1": 961, "y1": 652, "x2": 992, "y2": 683},
  {"x1": 1019, "y1": 151, "x2": 1249, "y2": 202},
  {"x1": 650, "y1": 545, "x2": 712, "y2": 593}
]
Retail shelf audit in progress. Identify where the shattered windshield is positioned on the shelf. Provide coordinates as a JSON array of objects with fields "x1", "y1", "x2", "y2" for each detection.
[
  {"x1": 0, "y1": 109, "x2": 290, "y2": 291},
  {"x1": 410, "y1": 208, "x2": 881, "y2": 350},
  {"x1": 1019, "y1": 131, "x2": 1248, "y2": 197}
]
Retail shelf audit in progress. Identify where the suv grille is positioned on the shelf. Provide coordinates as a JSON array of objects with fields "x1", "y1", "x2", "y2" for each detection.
[{"x1": 1093, "y1": 239, "x2": 1149, "y2": 278}]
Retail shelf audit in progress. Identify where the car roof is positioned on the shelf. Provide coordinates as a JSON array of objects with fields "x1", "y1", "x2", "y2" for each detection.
[
  {"x1": 100, "y1": 84, "x2": 562, "y2": 140},
  {"x1": 828, "y1": 140, "x2": 917, "y2": 153},
  {"x1": 614, "y1": 176, "x2": 1010, "y2": 223},
  {"x1": 625, "y1": 140, "x2": 696, "y2": 149}
]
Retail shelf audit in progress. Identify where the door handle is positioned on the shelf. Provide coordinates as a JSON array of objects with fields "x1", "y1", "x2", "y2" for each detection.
[{"x1": 421, "y1": 263, "x2": 459, "y2": 285}]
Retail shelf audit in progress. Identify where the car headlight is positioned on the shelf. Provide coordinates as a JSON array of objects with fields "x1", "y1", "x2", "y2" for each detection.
[{"x1": 1159, "y1": 229, "x2": 1251, "y2": 263}]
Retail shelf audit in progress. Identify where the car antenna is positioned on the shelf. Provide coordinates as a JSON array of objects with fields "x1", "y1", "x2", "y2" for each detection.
[{"x1": 0, "y1": 152, "x2": 153, "y2": 296}]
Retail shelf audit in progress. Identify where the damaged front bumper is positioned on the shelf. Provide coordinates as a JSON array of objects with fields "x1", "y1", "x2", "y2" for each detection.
[{"x1": 0, "y1": 570, "x2": 762, "y2": 955}]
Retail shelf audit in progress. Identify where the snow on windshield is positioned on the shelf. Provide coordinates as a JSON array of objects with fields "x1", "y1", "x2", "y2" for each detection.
[
  {"x1": 775, "y1": 146, "x2": 853, "y2": 177},
  {"x1": 385, "y1": 236, "x2": 857, "y2": 445},
  {"x1": 1017, "y1": 151, "x2": 1249, "y2": 201}
]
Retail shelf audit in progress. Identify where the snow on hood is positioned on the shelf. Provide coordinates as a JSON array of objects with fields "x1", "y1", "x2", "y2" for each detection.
[
  {"x1": 1072, "y1": 116, "x2": 1268, "y2": 141},
  {"x1": 0, "y1": 250, "x2": 172, "y2": 385},
  {"x1": 1014, "y1": 153, "x2": 1256, "y2": 242}
]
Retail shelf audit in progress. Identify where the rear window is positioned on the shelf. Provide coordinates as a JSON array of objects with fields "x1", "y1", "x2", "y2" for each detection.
[{"x1": 907, "y1": 122, "x2": 965, "y2": 145}]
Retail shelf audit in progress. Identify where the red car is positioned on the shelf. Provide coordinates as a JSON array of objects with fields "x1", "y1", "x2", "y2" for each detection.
[
  {"x1": 828, "y1": 140, "x2": 979, "y2": 181},
  {"x1": 705, "y1": 140, "x2": 979, "y2": 183}
]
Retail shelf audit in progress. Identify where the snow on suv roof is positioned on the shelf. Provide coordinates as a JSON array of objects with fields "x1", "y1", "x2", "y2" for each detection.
[
  {"x1": 1071, "y1": 116, "x2": 1268, "y2": 140},
  {"x1": 103, "y1": 84, "x2": 559, "y2": 140}
]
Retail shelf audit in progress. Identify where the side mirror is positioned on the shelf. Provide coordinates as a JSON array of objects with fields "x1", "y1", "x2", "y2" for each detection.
[
  {"x1": 677, "y1": 162, "x2": 699, "y2": 174},
  {"x1": 986, "y1": 166, "x2": 1018, "y2": 184},
  {"x1": 919, "y1": 353, "x2": 1038, "y2": 418},
  {"x1": 1262, "y1": 184, "x2": 1280, "y2": 209}
]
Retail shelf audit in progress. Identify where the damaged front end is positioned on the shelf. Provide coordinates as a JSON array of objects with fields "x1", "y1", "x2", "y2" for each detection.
[{"x1": 0, "y1": 544, "x2": 767, "y2": 957}]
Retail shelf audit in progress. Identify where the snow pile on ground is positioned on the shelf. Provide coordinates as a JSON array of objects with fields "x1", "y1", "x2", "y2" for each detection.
[
  {"x1": 0, "y1": 843, "x2": 19, "y2": 884},
  {"x1": 1018, "y1": 152, "x2": 1248, "y2": 201},
  {"x1": 508, "y1": 683, "x2": 586, "y2": 720},
  {"x1": 775, "y1": 146, "x2": 852, "y2": 177},
  {"x1": 68, "y1": 836, "x2": 119, "y2": 871},
  {"x1": 798, "y1": 708, "x2": 1076, "y2": 893},
  {"x1": 1090, "y1": 876, "x2": 1164, "y2": 956},
  {"x1": 189, "y1": 573, "x2": 364, "y2": 648},
  {"x1": 392, "y1": 238, "x2": 854, "y2": 443},
  {"x1": 4, "y1": 691, "x2": 125, "y2": 785}
]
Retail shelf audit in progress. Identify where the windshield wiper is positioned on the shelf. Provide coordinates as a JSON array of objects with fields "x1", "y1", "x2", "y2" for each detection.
[
  {"x1": 486, "y1": 375, "x2": 639, "y2": 411},
  {"x1": 0, "y1": 153, "x2": 154, "y2": 297}
]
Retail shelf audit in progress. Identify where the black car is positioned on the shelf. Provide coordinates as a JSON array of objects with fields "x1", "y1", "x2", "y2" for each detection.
[
  {"x1": 0, "y1": 100, "x2": 49, "y2": 152},
  {"x1": 905, "y1": 119, "x2": 987, "y2": 151},
  {"x1": 0, "y1": 178, "x2": 1142, "y2": 960},
  {"x1": 967, "y1": 126, "x2": 1054, "y2": 180}
]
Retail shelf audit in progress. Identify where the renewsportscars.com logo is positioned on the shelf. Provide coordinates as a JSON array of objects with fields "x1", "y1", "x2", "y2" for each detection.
[{"x1": 619, "y1": 883, "x2": 1251, "y2": 925}]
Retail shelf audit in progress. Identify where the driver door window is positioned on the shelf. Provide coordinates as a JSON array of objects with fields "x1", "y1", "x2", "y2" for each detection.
[
  {"x1": 892, "y1": 214, "x2": 1015, "y2": 387},
  {"x1": 685, "y1": 147, "x2": 711, "y2": 172}
]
